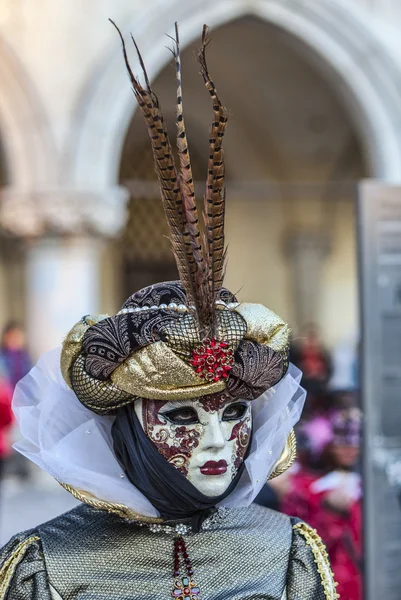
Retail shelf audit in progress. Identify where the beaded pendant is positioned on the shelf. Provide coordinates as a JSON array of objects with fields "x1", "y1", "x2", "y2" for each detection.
[{"x1": 171, "y1": 536, "x2": 200, "y2": 599}]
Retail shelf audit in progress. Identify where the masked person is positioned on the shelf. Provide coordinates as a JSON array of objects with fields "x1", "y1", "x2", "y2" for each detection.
[
  {"x1": 0, "y1": 322, "x2": 31, "y2": 392},
  {"x1": 0, "y1": 23, "x2": 338, "y2": 600}
]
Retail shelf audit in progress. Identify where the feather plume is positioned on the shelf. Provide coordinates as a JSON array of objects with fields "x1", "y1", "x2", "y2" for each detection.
[
  {"x1": 172, "y1": 23, "x2": 213, "y2": 331},
  {"x1": 111, "y1": 20, "x2": 229, "y2": 337},
  {"x1": 197, "y1": 25, "x2": 228, "y2": 301},
  {"x1": 110, "y1": 20, "x2": 196, "y2": 306}
]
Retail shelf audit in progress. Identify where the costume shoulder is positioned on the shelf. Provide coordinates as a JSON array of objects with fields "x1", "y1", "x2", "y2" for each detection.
[
  {"x1": 0, "y1": 504, "x2": 125, "y2": 600},
  {"x1": 0, "y1": 505, "x2": 96, "y2": 600},
  {"x1": 286, "y1": 518, "x2": 339, "y2": 600},
  {"x1": 0, "y1": 528, "x2": 52, "y2": 600}
]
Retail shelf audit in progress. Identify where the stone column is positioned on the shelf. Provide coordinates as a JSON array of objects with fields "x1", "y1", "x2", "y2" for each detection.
[
  {"x1": 0, "y1": 236, "x2": 26, "y2": 332},
  {"x1": 26, "y1": 237, "x2": 103, "y2": 357},
  {"x1": 286, "y1": 230, "x2": 331, "y2": 331},
  {"x1": 0, "y1": 186, "x2": 128, "y2": 359}
]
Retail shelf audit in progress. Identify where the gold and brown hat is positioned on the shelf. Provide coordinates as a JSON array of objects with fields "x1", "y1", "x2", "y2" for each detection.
[{"x1": 60, "y1": 24, "x2": 290, "y2": 414}]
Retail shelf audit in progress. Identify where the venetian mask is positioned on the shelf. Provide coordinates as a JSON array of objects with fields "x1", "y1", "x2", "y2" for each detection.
[{"x1": 135, "y1": 392, "x2": 252, "y2": 497}]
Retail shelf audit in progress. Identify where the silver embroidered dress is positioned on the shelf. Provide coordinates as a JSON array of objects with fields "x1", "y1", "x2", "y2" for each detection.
[{"x1": 0, "y1": 504, "x2": 336, "y2": 600}]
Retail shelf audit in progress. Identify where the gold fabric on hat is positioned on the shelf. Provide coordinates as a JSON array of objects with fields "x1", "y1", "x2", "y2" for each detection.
[
  {"x1": 216, "y1": 309, "x2": 247, "y2": 347},
  {"x1": 60, "y1": 315, "x2": 109, "y2": 388},
  {"x1": 111, "y1": 340, "x2": 225, "y2": 401},
  {"x1": 235, "y1": 303, "x2": 290, "y2": 352},
  {"x1": 70, "y1": 354, "x2": 132, "y2": 414}
]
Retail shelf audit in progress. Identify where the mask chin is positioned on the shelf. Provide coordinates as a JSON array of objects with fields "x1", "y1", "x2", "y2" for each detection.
[{"x1": 190, "y1": 471, "x2": 234, "y2": 497}]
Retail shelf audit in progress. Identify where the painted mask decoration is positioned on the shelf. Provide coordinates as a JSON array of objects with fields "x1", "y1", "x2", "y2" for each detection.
[{"x1": 135, "y1": 392, "x2": 252, "y2": 497}]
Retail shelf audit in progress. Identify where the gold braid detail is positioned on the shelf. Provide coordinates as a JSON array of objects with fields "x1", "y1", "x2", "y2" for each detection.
[
  {"x1": 59, "y1": 482, "x2": 163, "y2": 524},
  {"x1": 0, "y1": 536, "x2": 40, "y2": 598},
  {"x1": 269, "y1": 429, "x2": 297, "y2": 480},
  {"x1": 293, "y1": 522, "x2": 340, "y2": 600}
]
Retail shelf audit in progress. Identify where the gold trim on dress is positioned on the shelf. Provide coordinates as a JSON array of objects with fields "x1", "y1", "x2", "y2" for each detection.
[
  {"x1": 59, "y1": 482, "x2": 163, "y2": 524},
  {"x1": 293, "y1": 522, "x2": 339, "y2": 600},
  {"x1": 269, "y1": 429, "x2": 297, "y2": 480},
  {"x1": 0, "y1": 535, "x2": 40, "y2": 599}
]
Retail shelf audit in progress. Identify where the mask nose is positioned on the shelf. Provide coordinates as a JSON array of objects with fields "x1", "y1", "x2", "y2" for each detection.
[{"x1": 203, "y1": 413, "x2": 226, "y2": 450}]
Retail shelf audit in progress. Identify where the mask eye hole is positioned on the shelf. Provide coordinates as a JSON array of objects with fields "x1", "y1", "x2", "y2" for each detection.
[
  {"x1": 222, "y1": 403, "x2": 248, "y2": 421},
  {"x1": 161, "y1": 407, "x2": 199, "y2": 425}
]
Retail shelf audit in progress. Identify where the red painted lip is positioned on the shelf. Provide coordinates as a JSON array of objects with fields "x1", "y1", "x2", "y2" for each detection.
[{"x1": 200, "y1": 460, "x2": 228, "y2": 476}]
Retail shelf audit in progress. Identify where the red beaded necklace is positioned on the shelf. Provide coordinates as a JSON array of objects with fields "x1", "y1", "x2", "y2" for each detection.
[{"x1": 172, "y1": 536, "x2": 200, "y2": 599}]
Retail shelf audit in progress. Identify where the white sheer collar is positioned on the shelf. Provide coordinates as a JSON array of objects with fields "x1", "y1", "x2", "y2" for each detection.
[{"x1": 13, "y1": 348, "x2": 305, "y2": 519}]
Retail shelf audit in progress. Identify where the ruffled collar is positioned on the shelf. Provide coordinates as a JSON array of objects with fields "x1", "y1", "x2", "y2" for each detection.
[{"x1": 12, "y1": 348, "x2": 305, "y2": 520}]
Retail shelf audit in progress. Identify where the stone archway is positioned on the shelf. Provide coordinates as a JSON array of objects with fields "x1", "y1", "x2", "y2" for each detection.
[
  {"x1": 70, "y1": 0, "x2": 401, "y2": 189},
  {"x1": 0, "y1": 35, "x2": 56, "y2": 333},
  {"x1": 0, "y1": 36, "x2": 56, "y2": 190}
]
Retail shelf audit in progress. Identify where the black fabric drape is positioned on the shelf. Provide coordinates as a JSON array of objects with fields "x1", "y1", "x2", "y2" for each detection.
[{"x1": 112, "y1": 406, "x2": 246, "y2": 532}]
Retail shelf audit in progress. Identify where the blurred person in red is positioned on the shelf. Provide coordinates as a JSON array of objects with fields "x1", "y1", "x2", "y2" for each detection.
[
  {"x1": 281, "y1": 407, "x2": 362, "y2": 600},
  {"x1": 0, "y1": 321, "x2": 31, "y2": 390},
  {"x1": 0, "y1": 322, "x2": 32, "y2": 480},
  {"x1": 0, "y1": 361, "x2": 13, "y2": 482}
]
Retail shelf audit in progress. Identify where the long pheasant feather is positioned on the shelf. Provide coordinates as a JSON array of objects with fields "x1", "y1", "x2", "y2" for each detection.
[
  {"x1": 110, "y1": 20, "x2": 196, "y2": 305},
  {"x1": 173, "y1": 23, "x2": 213, "y2": 330},
  {"x1": 197, "y1": 25, "x2": 228, "y2": 302}
]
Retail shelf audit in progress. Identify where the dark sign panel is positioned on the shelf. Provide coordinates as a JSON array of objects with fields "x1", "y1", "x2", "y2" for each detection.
[{"x1": 358, "y1": 181, "x2": 401, "y2": 599}]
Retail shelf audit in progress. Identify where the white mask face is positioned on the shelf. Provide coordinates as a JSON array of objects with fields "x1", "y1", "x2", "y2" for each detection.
[{"x1": 135, "y1": 393, "x2": 252, "y2": 497}]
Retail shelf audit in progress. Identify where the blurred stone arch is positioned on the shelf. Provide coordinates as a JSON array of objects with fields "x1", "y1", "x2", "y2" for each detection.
[
  {"x1": 0, "y1": 36, "x2": 55, "y2": 190},
  {"x1": 70, "y1": 0, "x2": 401, "y2": 189},
  {"x1": 70, "y1": 0, "x2": 401, "y2": 342},
  {"x1": 0, "y1": 34, "x2": 56, "y2": 330}
]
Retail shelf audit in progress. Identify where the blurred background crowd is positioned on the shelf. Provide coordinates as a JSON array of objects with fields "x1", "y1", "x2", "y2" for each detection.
[
  {"x1": 1, "y1": 1, "x2": 401, "y2": 599},
  {"x1": 256, "y1": 326, "x2": 362, "y2": 599}
]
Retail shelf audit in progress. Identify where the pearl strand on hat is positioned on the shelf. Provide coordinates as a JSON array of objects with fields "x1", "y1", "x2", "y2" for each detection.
[{"x1": 117, "y1": 301, "x2": 240, "y2": 315}]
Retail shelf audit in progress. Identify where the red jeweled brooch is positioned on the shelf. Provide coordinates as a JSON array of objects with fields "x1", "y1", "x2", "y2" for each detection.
[{"x1": 190, "y1": 338, "x2": 234, "y2": 382}]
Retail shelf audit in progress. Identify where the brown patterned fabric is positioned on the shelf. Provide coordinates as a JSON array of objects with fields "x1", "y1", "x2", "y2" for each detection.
[
  {"x1": 82, "y1": 309, "x2": 183, "y2": 381},
  {"x1": 227, "y1": 341, "x2": 285, "y2": 400},
  {"x1": 82, "y1": 282, "x2": 239, "y2": 381}
]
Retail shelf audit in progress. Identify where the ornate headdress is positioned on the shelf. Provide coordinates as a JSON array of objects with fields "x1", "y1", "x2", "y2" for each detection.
[{"x1": 60, "y1": 24, "x2": 290, "y2": 415}]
